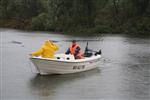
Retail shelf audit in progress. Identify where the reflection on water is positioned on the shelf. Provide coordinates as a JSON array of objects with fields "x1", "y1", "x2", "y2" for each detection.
[
  {"x1": 1, "y1": 29, "x2": 150, "y2": 100},
  {"x1": 30, "y1": 69, "x2": 100, "y2": 98}
]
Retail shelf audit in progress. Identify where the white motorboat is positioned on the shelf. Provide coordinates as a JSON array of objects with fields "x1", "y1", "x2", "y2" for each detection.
[
  {"x1": 30, "y1": 53, "x2": 102, "y2": 75},
  {"x1": 30, "y1": 41, "x2": 102, "y2": 75}
]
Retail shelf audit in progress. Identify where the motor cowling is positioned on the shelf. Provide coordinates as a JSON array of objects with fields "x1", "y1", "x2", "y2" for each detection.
[{"x1": 95, "y1": 50, "x2": 102, "y2": 56}]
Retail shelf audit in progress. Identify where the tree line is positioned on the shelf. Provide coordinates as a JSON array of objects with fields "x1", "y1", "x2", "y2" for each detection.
[{"x1": 0, "y1": 0, "x2": 150, "y2": 35}]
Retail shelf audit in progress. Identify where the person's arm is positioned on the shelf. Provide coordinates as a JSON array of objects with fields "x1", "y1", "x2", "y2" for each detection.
[
  {"x1": 31, "y1": 48, "x2": 43, "y2": 56},
  {"x1": 51, "y1": 42, "x2": 59, "y2": 51},
  {"x1": 74, "y1": 47, "x2": 80, "y2": 56},
  {"x1": 65, "y1": 48, "x2": 70, "y2": 54},
  {"x1": 54, "y1": 44, "x2": 59, "y2": 51}
]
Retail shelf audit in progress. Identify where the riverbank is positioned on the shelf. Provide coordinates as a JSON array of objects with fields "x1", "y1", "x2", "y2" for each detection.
[
  {"x1": 1, "y1": 0, "x2": 150, "y2": 36},
  {"x1": 1, "y1": 16, "x2": 150, "y2": 36}
]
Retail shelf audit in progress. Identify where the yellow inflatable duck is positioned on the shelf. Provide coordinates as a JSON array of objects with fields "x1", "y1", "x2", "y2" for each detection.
[{"x1": 31, "y1": 40, "x2": 59, "y2": 58}]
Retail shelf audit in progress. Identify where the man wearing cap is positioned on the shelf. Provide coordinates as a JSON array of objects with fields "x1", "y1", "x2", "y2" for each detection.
[{"x1": 65, "y1": 40, "x2": 83, "y2": 59}]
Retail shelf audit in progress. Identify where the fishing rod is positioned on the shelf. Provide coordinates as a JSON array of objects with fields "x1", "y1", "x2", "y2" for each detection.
[{"x1": 51, "y1": 39, "x2": 101, "y2": 43}]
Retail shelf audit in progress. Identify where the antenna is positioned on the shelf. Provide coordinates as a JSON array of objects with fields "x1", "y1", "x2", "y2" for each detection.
[{"x1": 84, "y1": 42, "x2": 89, "y2": 53}]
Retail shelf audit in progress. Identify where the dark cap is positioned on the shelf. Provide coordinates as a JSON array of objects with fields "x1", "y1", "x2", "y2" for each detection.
[{"x1": 72, "y1": 40, "x2": 76, "y2": 43}]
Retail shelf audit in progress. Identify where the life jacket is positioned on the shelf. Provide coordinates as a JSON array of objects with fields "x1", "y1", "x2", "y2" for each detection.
[{"x1": 69, "y1": 44, "x2": 83, "y2": 59}]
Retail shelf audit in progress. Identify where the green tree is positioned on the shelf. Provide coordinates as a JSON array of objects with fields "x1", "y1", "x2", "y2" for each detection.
[{"x1": 0, "y1": 0, "x2": 14, "y2": 19}]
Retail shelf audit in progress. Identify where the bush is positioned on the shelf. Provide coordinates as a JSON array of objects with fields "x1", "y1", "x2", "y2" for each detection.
[
  {"x1": 31, "y1": 13, "x2": 48, "y2": 30},
  {"x1": 135, "y1": 17, "x2": 150, "y2": 34},
  {"x1": 122, "y1": 16, "x2": 150, "y2": 35}
]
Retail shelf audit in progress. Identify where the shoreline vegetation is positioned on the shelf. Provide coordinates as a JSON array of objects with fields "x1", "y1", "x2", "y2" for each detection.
[{"x1": 0, "y1": 0, "x2": 150, "y2": 35}]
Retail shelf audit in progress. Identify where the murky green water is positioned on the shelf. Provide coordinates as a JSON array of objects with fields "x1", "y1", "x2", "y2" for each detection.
[{"x1": 0, "y1": 29, "x2": 150, "y2": 100}]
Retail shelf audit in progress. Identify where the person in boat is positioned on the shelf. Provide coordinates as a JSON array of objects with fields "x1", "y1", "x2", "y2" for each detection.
[
  {"x1": 30, "y1": 40, "x2": 59, "y2": 58},
  {"x1": 65, "y1": 40, "x2": 83, "y2": 59}
]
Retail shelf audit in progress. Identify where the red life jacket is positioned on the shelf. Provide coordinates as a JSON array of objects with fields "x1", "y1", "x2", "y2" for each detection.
[{"x1": 69, "y1": 44, "x2": 83, "y2": 59}]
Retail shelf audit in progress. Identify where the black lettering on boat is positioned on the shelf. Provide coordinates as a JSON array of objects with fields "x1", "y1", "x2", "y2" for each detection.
[
  {"x1": 73, "y1": 65, "x2": 85, "y2": 70},
  {"x1": 73, "y1": 66, "x2": 77, "y2": 69}
]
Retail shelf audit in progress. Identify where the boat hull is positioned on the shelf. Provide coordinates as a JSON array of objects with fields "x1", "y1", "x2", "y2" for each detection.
[{"x1": 30, "y1": 55, "x2": 101, "y2": 75}]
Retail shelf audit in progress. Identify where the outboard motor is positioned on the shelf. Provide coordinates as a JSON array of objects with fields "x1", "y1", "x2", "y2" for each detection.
[
  {"x1": 84, "y1": 42, "x2": 102, "y2": 57},
  {"x1": 95, "y1": 49, "x2": 102, "y2": 56},
  {"x1": 84, "y1": 42, "x2": 93, "y2": 57}
]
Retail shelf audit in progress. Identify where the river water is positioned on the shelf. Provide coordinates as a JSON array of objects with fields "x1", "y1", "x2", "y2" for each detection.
[{"x1": 0, "y1": 29, "x2": 150, "y2": 100}]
